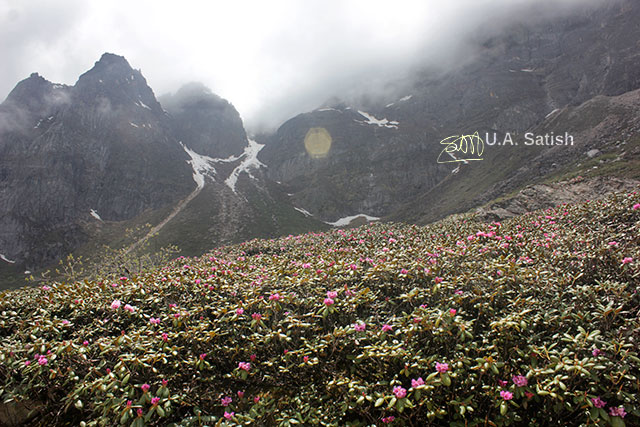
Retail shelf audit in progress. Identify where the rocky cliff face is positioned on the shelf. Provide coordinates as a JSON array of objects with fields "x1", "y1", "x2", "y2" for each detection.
[
  {"x1": 0, "y1": 53, "x2": 194, "y2": 269},
  {"x1": 160, "y1": 83, "x2": 248, "y2": 159},
  {"x1": 259, "y1": 0, "x2": 640, "y2": 225}
]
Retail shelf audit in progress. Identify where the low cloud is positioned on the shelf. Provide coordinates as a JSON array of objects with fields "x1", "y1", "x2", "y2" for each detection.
[{"x1": 0, "y1": 0, "x2": 617, "y2": 133}]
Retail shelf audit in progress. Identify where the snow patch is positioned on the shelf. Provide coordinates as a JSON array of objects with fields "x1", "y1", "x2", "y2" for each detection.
[
  {"x1": 447, "y1": 150, "x2": 468, "y2": 165},
  {"x1": 327, "y1": 214, "x2": 380, "y2": 227},
  {"x1": 385, "y1": 102, "x2": 395, "y2": 108},
  {"x1": 130, "y1": 122, "x2": 139, "y2": 128},
  {"x1": 90, "y1": 209, "x2": 103, "y2": 221},
  {"x1": 399, "y1": 95, "x2": 412, "y2": 102},
  {"x1": 181, "y1": 142, "x2": 218, "y2": 189},
  {"x1": 317, "y1": 108, "x2": 339, "y2": 112},
  {"x1": 52, "y1": 84, "x2": 63, "y2": 89},
  {"x1": 137, "y1": 100, "x2": 152, "y2": 110},
  {"x1": 225, "y1": 139, "x2": 265, "y2": 193},
  {"x1": 24, "y1": 271, "x2": 31, "y2": 275},
  {"x1": 521, "y1": 68, "x2": 534, "y2": 73},
  {"x1": 545, "y1": 108, "x2": 560, "y2": 119},
  {"x1": 294, "y1": 207, "x2": 313, "y2": 217},
  {"x1": 356, "y1": 111, "x2": 399, "y2": 129},
  {"x1": 0, "y1": 254, "x2": 16, "y2": 264}
]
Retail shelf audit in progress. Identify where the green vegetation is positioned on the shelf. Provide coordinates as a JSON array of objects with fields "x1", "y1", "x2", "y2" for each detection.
[{"x1": 0, "y1": 192, "x2": 639, "y2": 426}]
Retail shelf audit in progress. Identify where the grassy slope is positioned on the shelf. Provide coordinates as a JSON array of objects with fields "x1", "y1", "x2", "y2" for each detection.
[{"x1": 0, "y1": 192, "x2": 638, "y2": 426}]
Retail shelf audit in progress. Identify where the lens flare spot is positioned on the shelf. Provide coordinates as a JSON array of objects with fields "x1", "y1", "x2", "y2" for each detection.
[{"x1": 304, "y1": 127, "x2": 332, "y2": 158}]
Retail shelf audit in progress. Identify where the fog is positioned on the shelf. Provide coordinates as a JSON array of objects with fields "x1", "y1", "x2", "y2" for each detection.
[{"x1": 0, "y1": 0, "x2": 615, "y2": 132}]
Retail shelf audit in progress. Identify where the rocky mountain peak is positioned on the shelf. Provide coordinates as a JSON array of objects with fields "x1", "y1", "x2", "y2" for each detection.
[
  {"x1": 160, "y1": 82, "x2": 248, "y2": 158},
  {"x1": 73, "y1": 52, "x2": 161, "y2": 112}
]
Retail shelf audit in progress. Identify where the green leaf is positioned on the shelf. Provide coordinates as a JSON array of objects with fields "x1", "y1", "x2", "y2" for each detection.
[
  {"x1": 442, "y1": 373, "x2": 451, "y2": 387},
  {"x1": 375, "y1": 397, "x2": 384, "y2": 407},
  {"x1": 500, "y1": 401, "x2": 507, "y2": 415}
]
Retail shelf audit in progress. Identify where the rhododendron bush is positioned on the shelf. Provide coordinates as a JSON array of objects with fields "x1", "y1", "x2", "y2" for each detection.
[{"x1": 1, "y1": 192, "x2": 639, "y2": 426}]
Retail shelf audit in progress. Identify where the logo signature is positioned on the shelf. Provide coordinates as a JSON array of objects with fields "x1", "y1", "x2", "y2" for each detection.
[{"x1": 436, "y1": 132, "x2": 485, "y2": 164}]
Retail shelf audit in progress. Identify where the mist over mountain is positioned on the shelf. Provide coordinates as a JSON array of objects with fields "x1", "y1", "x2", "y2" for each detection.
[{"x1": 0, "y1": 0, "x2": 639, "y2": 288}]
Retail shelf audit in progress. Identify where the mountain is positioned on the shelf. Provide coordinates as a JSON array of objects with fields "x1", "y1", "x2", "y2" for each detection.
[
  {"x1": 2, "y1": 0, "x2": 640, "y2": 288},
  {"x1": 259, "y1": 0, "x2": 640, "y2": 224},
  {"x1": 0, "y1": 54, "x2": 322, "y2": 288},
  {"x1": 0, "y1": 54, "x2": 193, "y2": 275}
]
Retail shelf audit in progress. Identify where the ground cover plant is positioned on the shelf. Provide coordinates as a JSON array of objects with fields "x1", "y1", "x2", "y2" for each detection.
[{"x1": 1, "y1": 192, "x2": 639, "y2": 426}]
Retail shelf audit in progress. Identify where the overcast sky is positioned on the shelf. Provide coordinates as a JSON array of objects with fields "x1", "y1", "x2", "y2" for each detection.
[{"x1": 1, "y1": 0, "x2": 611, "y2": 131}]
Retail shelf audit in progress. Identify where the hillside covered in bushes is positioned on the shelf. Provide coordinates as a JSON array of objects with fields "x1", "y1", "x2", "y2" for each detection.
[{"x1": 1, "y1": 192, "x2": 639, "y2": 426}]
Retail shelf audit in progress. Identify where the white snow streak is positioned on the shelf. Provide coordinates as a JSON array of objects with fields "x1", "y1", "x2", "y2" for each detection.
[
  {"x1": 399, "y1": 95, "x2": 413, "y2": 102},
  {"x1": 137, "y1": 100, "x2": 152, "y2": 110},
  {"x1": 225, "y1": 139, "x2": 265, "y2": 193},
  {"x1": 327, "y1": 214, "x2": 380, "y2": 227},
  {"x1": 90, "y1": 209, "x2": 103, "y2": 221},
  {"x1": 181, "y1": 142, "x2": 218, "y2": 189},
  {"x1": 294, "y1": 207, "x2": 313, "y2": 217},
  {"x1": 130, "y1": 122, "x2": 139, "y2": 128},
  {"x1": 545, "y1": 108, "x2": 560, "y2": 119},
  {"x1": 0, "y1": 254, "x2": 16, "y2": 264},
  {"x1": 356, "y1": 111, "x2": 399, "y2": 129}
]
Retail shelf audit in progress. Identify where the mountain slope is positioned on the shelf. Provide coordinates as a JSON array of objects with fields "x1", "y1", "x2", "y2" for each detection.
[{"x1": 259, "y1": 0, "x2": 640, "y2": 226}]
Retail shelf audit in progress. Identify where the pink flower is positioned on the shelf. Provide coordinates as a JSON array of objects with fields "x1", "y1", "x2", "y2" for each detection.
[
  {"x1": 137, "y1": 408, "x2": 143, "y2": 417},
  {"x1": 199, "y1": 353, "x2": 207, "y2": 360},
  {"x1": 224, "y1": 411, "x2": 234, "y2": 420},
  {"x1": 500, "y1": 390, "x2": 513, "y2": 401},
  {"x1": 454, "y1": 289, "x2": 463, "y2": 295},
  {"x1": 126, "y1": 400, "x2": 132, "y2": 408},
  {"x1": 149, "y1": 317, "x2": 160, "y2": 325},
  {"x1": 151, "y1": 397, "x2": 160, "y2": 406},
  {"x1": 449, "y1": 308, "x2": 457, "y2": 315},
  {"x1": 161, "y1": 333, "x2": 168, "y2": 342},
  {"x1": 37, "y1": 356, "x2": 48, "y2": 365},
  {"x1": 110, "y1": 300, "x2": 121, "y2": 310},
  {"x1": 327, "y1": 291, "x2": 338, "y2": 299},
  {"x1": 411, "y1": 377, "x2": 424, "y2": 388},
  {"x1": 269, "y1": 293, "x2": 281, "y2": 301},
  {"x1": 525, "y1": 391, "x2": 534, "y2": 399},
  {"x1": 382, "y1": 324, "x2": 393, "y2": 332},
  {"x1": 434, "y1": 276, "x2": 443, "y2": 284},
  {"x1": 609, "y1": 406, "x2": 626, "y2": 418},
  {"x1": 238, "y1": 362, "x2": 251, "y2": 371},
  {"x1": 622, "y1": 257, "x2": 633, "y2": 265},
  {"x1": 236, "y1": 308, "x2": 244, "y2": 316},
  {"x1": 512, "y1": 375, "x2": 528, "y2": 387},
  {"x1": 221, "y1": 396, "x2": 232, "y2": 406},
  {"x1": 303, "y1": 356, "x2": 309, "y2": 362},
  {"x1": 237, "y1": 390, "x2": 245, "y2": 398},
  {"x1": 591, "y1": 396, "x2": 606, "y2": 408},
  {"x1": 82, "y1": 340, "x2": 89, "y2": 346},
  {"x1": 382, "y1": 415, "x2": 395, "y2": 423},
  {"x1": 324, "y1": 298, "x2": 334, "y2": 306},
  {"x1": 392, "y1": 386, "x2": 407, "y2": 399},
  {"x1": 435, "y1": 362, "x2": 449, "y2": 373},
  {"x1": 42, "y1": 285, "x2": 51, "y2": 291},
  {"x1": 124, "y1": 304, "x2": 135, "y2": 313},
  {"x1": 592, "y1": 348, "x2": 602, "y2": 357},
  {"x1": 252, "y1": 313, "x2": 262, "y2": 321},
  {"x1": 254, "y1": 396, "x2": 260, "y2": 403},
  {"x1": 354, "y1": 322, "x2": 366, "y2": 332},
  {"x1": 400, "y1": 268, "x2": 409, "y2": 275},
  {"x1": 633, "y1": 203, "x2": 640, "y2": 210},
  {"x1": 162, "y1": 379, "x2": 168, "y2": 387},
  {"x1": 250, "y1": 354, "x2": 257, "y2": 362},
  {"x1": 608, "y1": 241, "x2": 619, "y2": 246},
  {"x1": 24, "y1": 360, "x2": 30, "y2": 366},
  {"x1": 141, "y1": 384, "x2": 150, "y2": 393}
]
